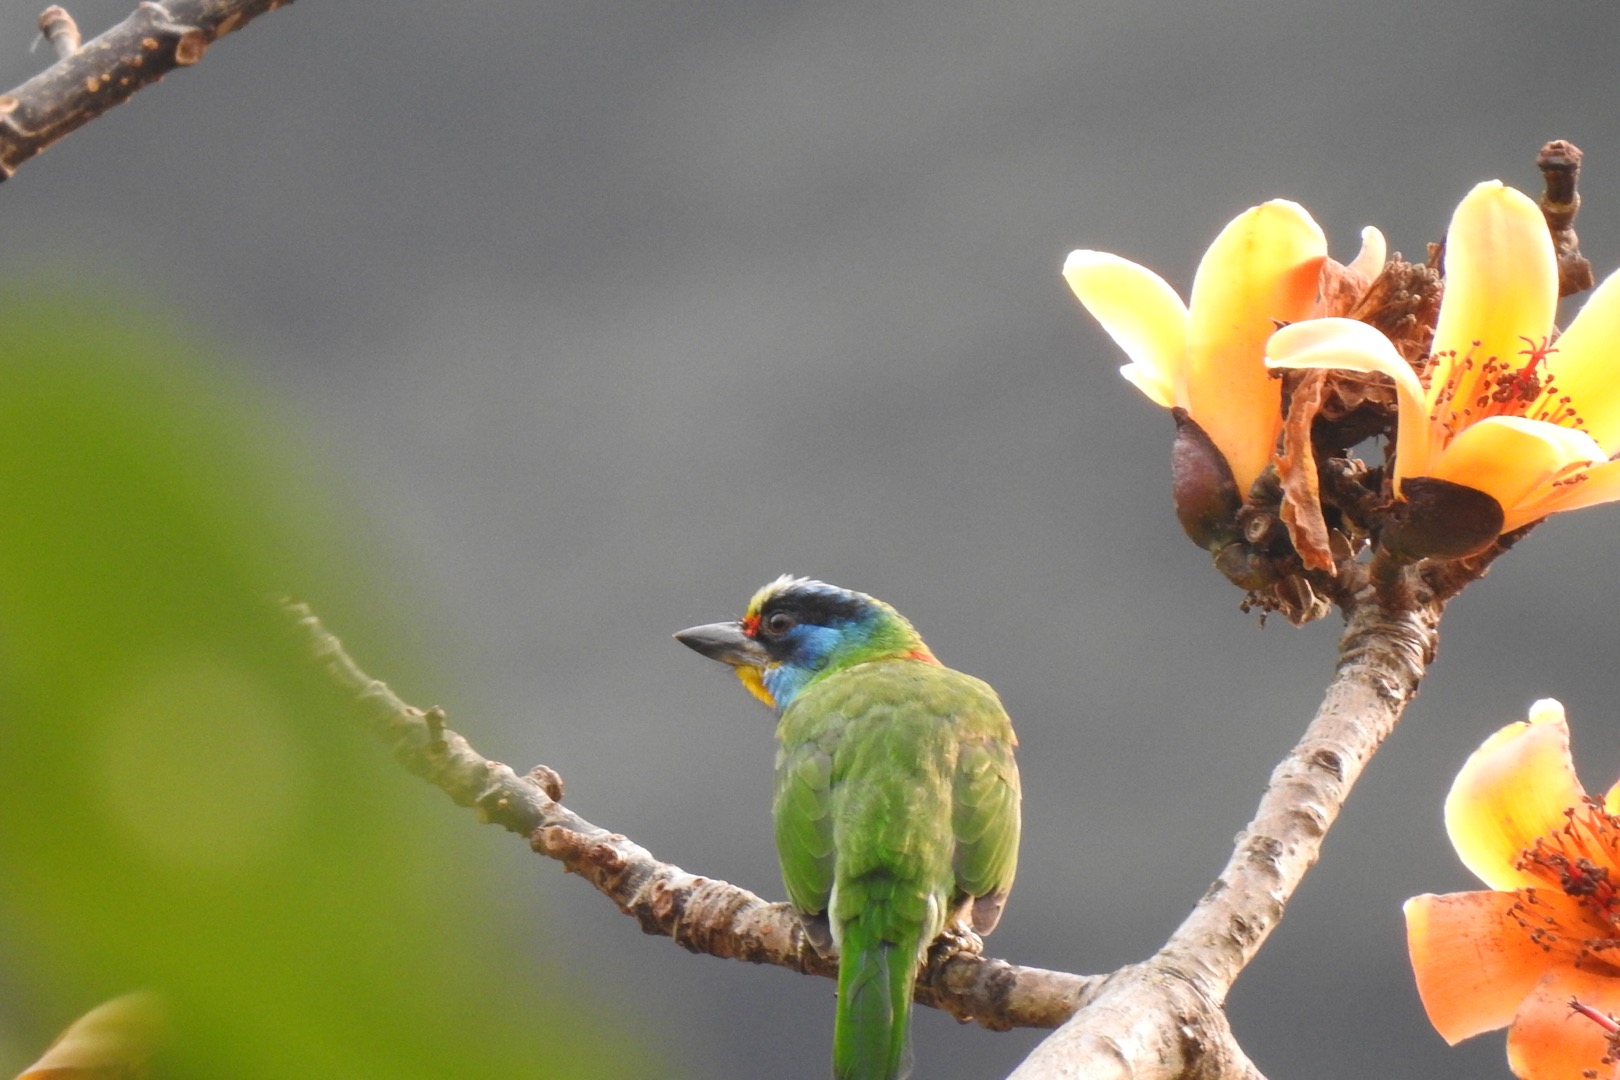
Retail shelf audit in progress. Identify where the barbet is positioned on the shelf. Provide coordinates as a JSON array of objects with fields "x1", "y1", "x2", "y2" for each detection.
[{"x1": 676, "y1": 576, "x2": 1021, "y2": 1080}]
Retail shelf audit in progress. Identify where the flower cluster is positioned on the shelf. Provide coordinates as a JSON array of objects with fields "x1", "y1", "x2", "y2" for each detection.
[
  {"x1": 1268, "y1": 182, "x2": 1620, "y2": 538},
  {"x1": 1064, "y1": 177, "x2": 1620, "y2": 574},
  {"x1": 1065, "y1": 175, "x2": 1620, "y2": 1075}
]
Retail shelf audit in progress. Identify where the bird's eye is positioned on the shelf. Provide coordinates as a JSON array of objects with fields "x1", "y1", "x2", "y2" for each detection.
[{"x1": 764, "y1": 611, "x2": 796, "y2": 636}]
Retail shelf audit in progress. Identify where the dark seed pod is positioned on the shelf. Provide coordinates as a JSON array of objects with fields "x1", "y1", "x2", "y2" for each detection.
[{"x1": 1378, "y1": 476, "x2": 1505, "y2": 562}]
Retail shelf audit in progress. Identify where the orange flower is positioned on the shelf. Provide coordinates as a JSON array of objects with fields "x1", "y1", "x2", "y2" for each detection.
[
  {"x1": 1406, "y1": 699, "x2": 1620, "y2": 1079},
  {"x1": 1064, "y1": 202, "x2": 1356, "y2": 497},
  {"x1": 1268, "y1": 181, "x2": 1620, "y2": 535}
]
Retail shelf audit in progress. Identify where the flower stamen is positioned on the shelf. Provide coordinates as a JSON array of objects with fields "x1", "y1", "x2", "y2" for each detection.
[
  {"x1": 1423, "y1": 334, "x2": 1591, "y2": 453},
  {"x1": 1513, "y1": 802, "x2": 1620, "y2": 968}
]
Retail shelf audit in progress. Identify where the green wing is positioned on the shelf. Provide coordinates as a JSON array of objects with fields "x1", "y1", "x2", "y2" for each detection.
[
  {"x1": 951, "y1": 723, "x2": 1021, "y2": 933},
  {"x1": 772, "y1": 721, "x2": 837, "y2": 931}
]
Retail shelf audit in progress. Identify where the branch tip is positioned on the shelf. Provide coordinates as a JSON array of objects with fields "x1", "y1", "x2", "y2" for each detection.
[
  {"x1": 526, "y1": 763, "x2": 565, "y2": 802},
  {"x1": 1537, "y1": 138, "x2": 1595, "y2": 297},
  {"x1": 422, "y1": 706, "x2": 448, "y2": 750},
  {"x1": 38, "y1": 6, "x2": 81, "y2": 59}
]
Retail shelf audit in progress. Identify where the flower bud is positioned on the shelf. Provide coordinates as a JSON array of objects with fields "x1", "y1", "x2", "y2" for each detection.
[{"x1": 1170, "y1": 407, "x2": 1243, "y2": 551}]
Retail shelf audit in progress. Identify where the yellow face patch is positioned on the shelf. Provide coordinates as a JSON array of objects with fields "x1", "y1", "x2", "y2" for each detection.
[{"x1": 735, "y1": 664, "x2": 777, "y2": 708}]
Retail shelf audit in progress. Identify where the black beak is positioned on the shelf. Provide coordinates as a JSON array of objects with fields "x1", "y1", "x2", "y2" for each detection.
[{"x1": 674, "y1": 621, "x2": 769, "y2": 668}]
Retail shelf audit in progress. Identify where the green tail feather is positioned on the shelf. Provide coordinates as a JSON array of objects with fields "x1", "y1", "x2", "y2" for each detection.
[{"x1": 832, "y1": 918, "x2": 923, "y2": 1080}]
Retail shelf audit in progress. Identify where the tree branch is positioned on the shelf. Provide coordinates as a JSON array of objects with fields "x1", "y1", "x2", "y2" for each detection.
[
  {"x1": 290, "y1": 571, "x2": 1448, "y2": 1079},
  {"x1": 1007, "y1": 575, "x2": 1442, "y2": 1079},
  {"x1": 0, "y1": 0, "x2": 294, "y2": 181},
  {"x1": 290, "y1": 545, "x2": 1462, "y2": 1080},
  {"x1": 283, "y1": 599, "x2": 1090, "y2": 1034}
]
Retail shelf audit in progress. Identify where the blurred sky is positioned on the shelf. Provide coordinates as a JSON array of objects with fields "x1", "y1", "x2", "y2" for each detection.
[{"x1": 4, "y1": 1, "x2": 1620, "y2": 1076}]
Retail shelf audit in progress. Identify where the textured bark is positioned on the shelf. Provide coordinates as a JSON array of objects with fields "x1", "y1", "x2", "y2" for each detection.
[
  {"x1": 292, "y1": 559, "x2": 1457, "y2": 1080},
  {"x1": 1537, "y1": 139, "x2": 1594, "y2": 297},
  {"x1": 1008, "y1": 576, "x2": 1441, "y2": 1080},
  {"x1": 0, "y1": 0, "x2": 294, "y2": 180},
  {"x1": 287, "y1": 600, "x2": 1093, "y2": 1034}
]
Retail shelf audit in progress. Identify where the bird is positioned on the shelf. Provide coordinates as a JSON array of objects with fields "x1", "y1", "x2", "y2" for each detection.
[{"x1": 675, "y1": 576, "x2": 1021, "y2": 1080}]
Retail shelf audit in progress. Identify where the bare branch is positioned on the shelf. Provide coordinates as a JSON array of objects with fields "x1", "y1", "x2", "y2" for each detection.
[
  {"x1": 0, "y1": 0, "x2": 295, "y2": 181},
  {"x1": 284, "y1": 599, "x2": 1093, "y2": 1033},
  {"x1": 1008, "y1": 580, "x2": 1441, "y2": 1078},
  {"x1": 1161, "y1": 583, "x2": 1438, "y2": 986}
]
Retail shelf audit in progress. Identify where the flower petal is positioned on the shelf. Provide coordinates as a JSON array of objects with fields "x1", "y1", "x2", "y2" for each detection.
[
  {"x1": 1506, "y1": 456, "x2": 1620, "y2": 531},
  {"x1": 1428, "y1": 417, "x2": 1605, "y2": 533},
  {"x1": 1063, "y1": 250, "x2": 1189, "y2": 408},
  {"x1": 1343, "y1": 225, "x2": 1388, "y2": 283},
  {"x1": 1430, "y1": 182, "x2": 1559, "y2": 419},
  {"x1": 1185, "y1": 200, "x2": 1326, "y2": 494},
  {"x1": 1405, "y1": 889, "x2": 1587, "y2": 1044},
  {"x1": 1506, "y1": 966, "x2": 1620, "y2": 1080},
  {"x1": 1446, "y1": 699, "x2": 1587, "y2": 892},
  {"x1": 1265, "y1": 317, "x2": 1433, "y2": 480},
  {"x1": 1538, "y1": 266, "x2": 1620, "y2": 455}
]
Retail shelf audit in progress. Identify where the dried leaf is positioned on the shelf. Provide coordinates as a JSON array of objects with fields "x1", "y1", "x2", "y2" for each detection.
[{"x1": 1277, "y1": 370, "x2": 1336, "y2": 573}]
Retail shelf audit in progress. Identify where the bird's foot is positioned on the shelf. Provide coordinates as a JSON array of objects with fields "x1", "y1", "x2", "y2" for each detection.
[{"x1": 930, "y1": 921, "x2": 984, "y2": 961}]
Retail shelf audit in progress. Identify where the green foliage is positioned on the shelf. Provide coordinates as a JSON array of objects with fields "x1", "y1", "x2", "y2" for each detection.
[{"x1": 0, "y1": 295, "x2": 640, "y2": 1078}]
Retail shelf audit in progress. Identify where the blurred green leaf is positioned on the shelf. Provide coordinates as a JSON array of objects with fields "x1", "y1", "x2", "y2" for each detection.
[{"x1": 0, "y1": 294, "x2": 643, "y2": 1079}]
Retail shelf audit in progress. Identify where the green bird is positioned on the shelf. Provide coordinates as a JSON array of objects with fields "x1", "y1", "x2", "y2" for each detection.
[{"x1": 676, "y1": 576, "x2": 1021, "y2": 1080}]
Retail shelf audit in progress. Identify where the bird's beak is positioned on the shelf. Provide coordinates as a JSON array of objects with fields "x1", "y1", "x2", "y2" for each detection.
[{"x1": 674, "y1": 621, "x2": 769, "y2": 668}]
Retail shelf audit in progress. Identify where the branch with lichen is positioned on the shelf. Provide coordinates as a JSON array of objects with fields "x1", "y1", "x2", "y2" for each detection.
[
  {"x1": 1009, "y1": 574, "x2": 1440, "y2": 1079},
  {"x1": 284, "y1": 599, "x2": 1088, "y2": 1034},
  {"x1": 290, "y1": 561, "x2": 1445, "y2": 1080},
  {"x1": 0, "y1": 0, "x2": 294, "y2": 181}
]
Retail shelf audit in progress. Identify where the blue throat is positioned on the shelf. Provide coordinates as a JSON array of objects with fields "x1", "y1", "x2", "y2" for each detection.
[{"x1": 761, "y1": 619, "x2": 877, "y2": 713}]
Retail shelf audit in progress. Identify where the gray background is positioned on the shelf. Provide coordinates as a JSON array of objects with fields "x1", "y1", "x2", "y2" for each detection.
[{"x1": 5, "y1": 1, "x2": 1620, "y2": 1076}]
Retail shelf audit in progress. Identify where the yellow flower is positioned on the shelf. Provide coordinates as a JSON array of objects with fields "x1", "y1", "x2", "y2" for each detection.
[
  {"x1": 1063, "y1": 201, "x2": 1333, "y2": 497},
  {"x1": 1268, "y1": 181, "x2": 1620, "y2": 534},
  {"x1": 1405, "y1": 699, "x2": 1620, "y2": 1080}
]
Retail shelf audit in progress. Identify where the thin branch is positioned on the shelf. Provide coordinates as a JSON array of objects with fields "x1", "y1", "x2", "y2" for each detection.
[
  {"x1": 1008, "y1": 575, "x2": 1442, "y2": 1079},
  {"x1": 0, "y1": 0, "x2": 294, "y2": 181},
  {"x1": 283, "y1": 599, "x2": 1090, "y2": 1033},
  {"x1": 38, "y1": 7, "x2": 83, "y2": 60}
]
